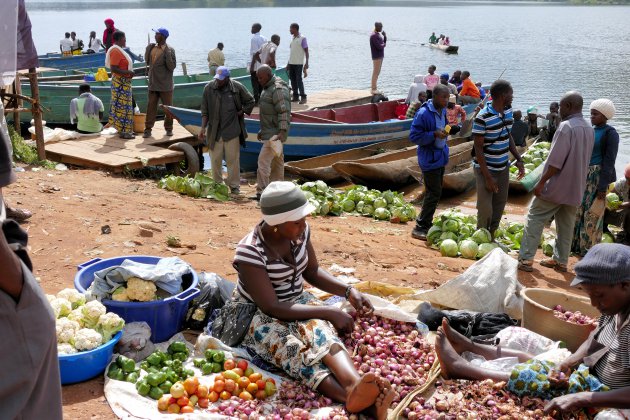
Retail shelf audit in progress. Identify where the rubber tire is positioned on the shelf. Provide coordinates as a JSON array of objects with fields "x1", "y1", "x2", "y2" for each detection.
[{"x1": 166, "y1": 142, "x2": 200, "y2": 176}]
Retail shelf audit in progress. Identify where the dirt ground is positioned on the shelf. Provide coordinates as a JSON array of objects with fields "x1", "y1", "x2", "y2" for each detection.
[{"x1": 5, "y1": 165, "x2": 582, "y2": 419}]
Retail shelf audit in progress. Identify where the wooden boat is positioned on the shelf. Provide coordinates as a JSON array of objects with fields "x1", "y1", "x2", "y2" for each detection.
[
  {"x1": 285, "y1": 138, "x2": 413, "y2": 184},
  {"x1": 37, "y1": 49, "x2": 142, "y2": 70},
  {"x1": 34, "y1": 63, "x2": 148, "y2": 82},
  {"x1": 406, "y1": 142, "x2": 475, "y2": 192},
  {"x1": 428, "y1": 43, "x2": 459, "y2": 54},
  {"x1": 331, "y1": 137, "x2": 470, "y2": 191},
  {"x1": 165, "y1": 99, "x2": 414, "y2": 172},
  {"x1": 16, "y1": 67, "x2": 286, "y2": 124}
]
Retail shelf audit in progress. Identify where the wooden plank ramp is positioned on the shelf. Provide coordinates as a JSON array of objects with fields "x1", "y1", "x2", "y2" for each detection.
[
  {"x1": 44, "y1": 123, "x2": 194, "y2": 172},
  {"x1": 252, "y1": 88, "x2": 373, "y2": 113}
]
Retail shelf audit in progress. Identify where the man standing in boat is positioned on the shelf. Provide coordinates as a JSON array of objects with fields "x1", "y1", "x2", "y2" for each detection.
[
  {"x1": 253, "y1": 35, "x2": 280, "y2": 70},
  {"x1": 143, "y1": 27, "x2": 176, "y2": 138},
  {"x1": 254, "y1": 65, "x2": 291, "y2": 200},
  {"x1": 249, "y1": 23, "x2": 267, "y2": 105},
  {"x1": 207, "y1": 42, "x2": 225, "y2": 76},
  {"x1": 60, "y1": 32, "x2": 72, "y2": 56},
  {"x1": 472, "y1": 80, "x2": 524, "y2": 238},
  {"x1": 370, "y1": 22, "x2": 386, "y2": 95},
  {"x1": 410, "y1": 84, "x2": 458, "y2": 240}
]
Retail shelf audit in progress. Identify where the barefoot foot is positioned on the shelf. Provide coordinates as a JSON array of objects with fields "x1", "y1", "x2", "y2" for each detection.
[
  {"x1": 439, "y1": 318, "x2": 474, "y2": 354},
  {"x1": 346, "y1": 372, "x2": 380, "y2": 413}
]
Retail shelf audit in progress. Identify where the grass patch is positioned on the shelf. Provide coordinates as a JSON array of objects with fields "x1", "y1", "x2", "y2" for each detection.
[{"x1": 8, "y1": 126, "x2": 56, "y2": 169}]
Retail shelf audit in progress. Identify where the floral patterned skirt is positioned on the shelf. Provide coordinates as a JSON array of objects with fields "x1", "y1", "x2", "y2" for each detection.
[
  {"x1": 572, "y1": 165, "x2": 603, "y2": 256},
  {"x1": 108, "y1": 74, "x2": 133, "y2": 135},
  {"x1": 241, "y1": 292, "x2": 345, "y2": 390}
]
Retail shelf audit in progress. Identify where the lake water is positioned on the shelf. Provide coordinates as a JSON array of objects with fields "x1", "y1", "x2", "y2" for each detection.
[{"x1": 28, "y1": 4, "x2": 630, "y2": 174}]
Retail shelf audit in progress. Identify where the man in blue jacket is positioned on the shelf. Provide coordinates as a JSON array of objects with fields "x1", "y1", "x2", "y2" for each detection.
[{"x1": 410, "y1": 84, "x2": 457, "y2": 240}]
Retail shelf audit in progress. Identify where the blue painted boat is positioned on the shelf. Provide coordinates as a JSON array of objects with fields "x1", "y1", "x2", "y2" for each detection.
[
  {"x1": 37, "y1": 49, "x2": 142, "y2": 70},
  {"x1": 164, "y1": 100, "x2": 414, "y2": 172}
]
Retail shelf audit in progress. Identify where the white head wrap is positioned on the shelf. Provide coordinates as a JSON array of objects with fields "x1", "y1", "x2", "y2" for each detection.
[
  {"x1": 260, "y1": 181, "x2": 315, "y2": 226},
  {"x1": 589, "y1": 98, "x2": 615, "y2": 120}
]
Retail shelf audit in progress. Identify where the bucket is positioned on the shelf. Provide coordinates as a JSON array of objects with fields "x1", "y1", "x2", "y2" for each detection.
[
  {"x1": 521, "y1": 288, "x2": 599, "y2": 352},
  {"x1": 59, "y1": 331, "x2": 122, "y2": 385},
  {"x1": 74, "y1": 256, "x2": 200, "y2": 343},
  {"x1": 133, "y1": 113, "x2": 146, "y2": 133}
]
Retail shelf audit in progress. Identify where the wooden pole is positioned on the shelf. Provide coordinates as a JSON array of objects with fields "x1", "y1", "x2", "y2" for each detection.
[
  {"x1": 182, "y1": 62, "x2": 187, "y2": 76},
  {"x1": 27, "y1": 68, "x2": 46, "y2": 160},
  {"x1": 13, "y1": 73, "x2": 22, "y2": 131}
]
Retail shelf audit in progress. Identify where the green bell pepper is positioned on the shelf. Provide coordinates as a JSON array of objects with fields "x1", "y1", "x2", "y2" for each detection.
[
  {"x1": 157, "y1": 351, "x2": 169, "y2": 362},
  {"x1": 146, "y1": 372, "x2": 166, "y2": 387},
  {"x1": 160, "y1": 366, "x2": 171, "y2": 374},
  {"x1": 159, "y1": 380, "x2": 173, "y2": 394},
  {"x1": 125, "y1": 372, "x2": 139, "y2": 383},
  {"x1": 193, "y1": 358, "x2": 205, "y2": 368},
  {"x1": 211, "y1": 362, "x2": 222, "y2": 373},
  {"x1": 204, "y1": 349, "x2": 216, "y2": 361},
  {"x1": 212, "y1": 351, "x2": 225, "y2": 363},
  {"x1": 148, "y1": 386, "x2": 164, "y2": 400},
  {"x1": 201, "y1": 363, "x2": 213, "y2": 375},
  {"x1": 167, "y1": 341, "x2": 188, "y2": 355},
  {"x1": 107, "y1": 365, "x2": 124, "y2": 381},
  {"x1": 146, "y1": 352, "x2": 162, "y2": 367},
  {"x1": 146, "y1": 367, "x2": 159, "y2": 374},
  {"x1": 183, "y1": 369, "x2": 195, "y2": 379},
  {"x1": 167, "y1": 372, "x2": 179, "y2": 384},
  {"x1": 140, "y1": 361, "x2": 150, "y2": 371},
  {"x1": 163, "y1": 359, "x2": 173, "y2": 367},
  {"x1": 136, "y1": 380, "x2": 151, "y2": 397},
  {"x1": 116, "y1": 355, "x2": 137, "y2": 373},
  {"x1": 172, "y1": 352, "x2": 187, "y2": 362},
  {"x1": 171, "y1": 359, "x2": 183, "y2": 370}
]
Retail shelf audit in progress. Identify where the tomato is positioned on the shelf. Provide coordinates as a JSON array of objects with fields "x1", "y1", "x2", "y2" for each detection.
[
  {"x1": 223, "y1": 359, "x2": 236, "y2": 370},
  {"x1": 177, "y1": 396, "x2": 190, "y2": 407},
  {"x1": 255, "y1": 389, "x2": 267, "y2": 400},
  {"x1": 170, "y1": 382, "x2": 186, "y2": 399},
  {"x1": 183, "y1": 377, "x2": 198, "y2": 396},
  {"x1": 266, "y1": 378, "x2": 276, "y2": 385},
  {"x1": 167, "y1": 403, "x2": 180, "y2": 414},
  {"x1": 212, "y1": 380, "x2": 225, "y2": 393},
  {"x1": 198, "y1": 397, "x2": 209, "y2": 408},
  {"x1": 232, "y1": 367, "x2": 244, "y2": 377},
  {"x1": 239, "y1": 391, "x2": 253, "y2": 401},
  {"x1": 188, "y1": 395, "x2": 198, "y2": 407},
  {"x1": 246, "y1": 382, "x2": 259, "y2": 394},
  {"x1": 208, "y1": 391, "x2": 219, "y2": 403},
  {"x1": 219, "y1": 390, "x2": 231, "y2": 400},
  {"x1": 256, "y1": 380, "x2": 266, "y2": 390},
  {"x1": 237, "y1": 360, "x2": 248, "y2": 372},
  {"x1": 237, "y1": 377, "x2": 250, "y2": 390},
  {"x1": 224, "y1": 379, "x2": 236, "y2": 393},
  {"x1": 180, "y1": 406, "x2": 194, "y2": 414},
  {"x1": 249, "y1": 373, "x2": 263, "y2": 383},
  {"x1": 157, "y1": 395, "x2": 170, "y2": 411},
  {"x1": 244, "y1": 367, "x2": 254, "y2": 377},
  {"x1": 264, "y1": 381, "x2": 277, "y2": 397},
  {"x1": 196, "y1": 384, "x2": 209, "y2": 398}
]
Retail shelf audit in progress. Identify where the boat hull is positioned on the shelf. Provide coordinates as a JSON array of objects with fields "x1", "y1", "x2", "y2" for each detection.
[
  {"x1": 37, "y1": 49, "x2": 141, "y2": 70},
  {"x1": 428, "y1": 44, "x2": 459, "y2": 54}
]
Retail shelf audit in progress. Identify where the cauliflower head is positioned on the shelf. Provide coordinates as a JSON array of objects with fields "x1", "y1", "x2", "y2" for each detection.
[
  {"x1": 81, "y1": 300, "x2": 107, "y2": 329},
  {"x1": 46, "y1": 294, "x2": 56, "y2": 303},
  {"x1": 111, "y1": 286, "x2": 130, "y2": 302},
  {"x1": 96, "y1": 312, "x2": 125, "y2": 342},
  {"x1": 50, "y1": 298, "x2": 72, "y2": 318},
  {"x1": 57, "y1": 288, "x2": 86, "y2": 309},
  {"x1": 57, "y1": 343, "x2": 78, "y2": 355},
  {"x1": 67, "y1": 308, "x2": 85, "y2": 328},
  {"x1": 126, "y1": 277, "x2": 157, "y2": 302},
  {"x1": 74, "y1": 328, "x2": 103, "y2": 351},
  {"x1": 56, "y1": 317, "x2": 80, "y2": 344}
]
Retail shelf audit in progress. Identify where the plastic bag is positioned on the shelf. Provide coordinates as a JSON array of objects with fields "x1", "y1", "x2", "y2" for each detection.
[
  {"x1": 184, "y1": 272, "x2": 235, "y2": 331},
  {"x1": 115, "y1": 322, "x2": 155, "y2": 361},
  {"x1": 417, "y1": 302, "x2": 518, "y2": 338},
  {"x1": 95, "y1": 67, "x2": 108, "y2": 81},
  {"x1": 269, "y1": 135, "x2": 283, "y2": 157}
]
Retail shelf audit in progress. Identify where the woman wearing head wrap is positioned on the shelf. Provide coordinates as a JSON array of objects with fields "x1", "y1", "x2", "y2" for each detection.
[
  {"x1": 103, "y1": 18, "x2": 116, "y2": 50},
  {"x1": 571, "y1": 99, "x2": 619, "y2": 256},
  {"x1": 228, "y1": 181, "x2": 394, "y2": 419},
  {"x1": 105, "y1": 30, "x2": 135, "y2": 139}
]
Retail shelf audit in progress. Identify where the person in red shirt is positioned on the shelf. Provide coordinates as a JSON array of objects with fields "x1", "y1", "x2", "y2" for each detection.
[{"x1": 446, "y1": 94, "x2": 467, "y2": 126}]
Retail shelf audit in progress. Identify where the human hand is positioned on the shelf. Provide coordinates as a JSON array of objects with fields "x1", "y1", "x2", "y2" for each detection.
[
  {"x1": 534, "y1": 181, "x2": 545, "y2": 197},
  {"x1": 328, "y1": 308, "x2": 354, "y2": 334},
  {"x1": 516, "y1": 161, "x2": 525, "y2": 180},
  {"x1": 621, "y1": 201, "x2": 630, "y2": 209},
  {"x1": 485, "y1": 176, "x2": 498, "y2": 193},
  {"x1": 434, "y1": 130, "x2": 448, "y2": 139},
  {"x1": 348, "y1": 289, "x2": 374, "y2": 314},
  {"x1": 198, "y1": 130, "x2": 206, "y2": 142},
  {"x1": 257, "y1": 131, "x2": 262, "y2": 141},
  {"x1": 596, "y1": 191, "x2": 606, "y2": 200},
  {"x1": 277, "y1": 130, "x2": 287, "y2": 142},
  {"x1": 237, "y1": 110, "x2": 244, "y2": 118},
  {"x1": 543, "y1": 393, "x2": 588, "y2": 415}
]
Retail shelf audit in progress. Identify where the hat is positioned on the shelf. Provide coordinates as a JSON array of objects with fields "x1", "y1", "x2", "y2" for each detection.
[
  {"x1": 260, "y1": 182, "x2": 316, "y2": 226},
  {"x1": 527, "y1": 106, "x2": 538, "y2": 114},
  {"x1": 214, "y1": 66, "x2": 230, "y2": 80},
  {"x1": 449, "y1": 94, "x2": 456, "y2": 104},
  {"x1": 590, "y1": 98, "x2": 615, "y2": 120},
  {"x1": 570, "y1": 243, "x2": 630, "y2": 287},
  {"x1": 440, "y1": 72, "x2": 449, "y2": 79},
  {"x1": 152, "y1": 27, "x2": 169, "y2": 38}
]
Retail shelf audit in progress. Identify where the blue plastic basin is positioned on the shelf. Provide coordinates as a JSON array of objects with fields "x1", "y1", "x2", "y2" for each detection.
[
  {"x1": 59, "y1": 331, "x2": 123, "y2": 385},
  {"x1": 74, "y1": 256, "x2": 200, "y2": 343}
]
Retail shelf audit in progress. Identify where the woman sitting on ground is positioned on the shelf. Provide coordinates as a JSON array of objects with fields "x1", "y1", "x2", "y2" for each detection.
[
  {"x1": 232, "y1": 181, "x2": 395, "y2": 419},
  {"x1": 434, "y1": 243, "x2": 630, "y2": 417}
]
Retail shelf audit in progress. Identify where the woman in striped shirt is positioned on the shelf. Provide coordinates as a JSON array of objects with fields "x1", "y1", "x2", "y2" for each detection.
[
  {"x1": 432, "y1": 243, "x2": 630, "y2": 417},
  {"x1": 233, "y1": 182, "x2": 395, "y2": 419}
]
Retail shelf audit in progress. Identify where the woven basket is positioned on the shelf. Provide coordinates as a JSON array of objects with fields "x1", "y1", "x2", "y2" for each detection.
[{"x1": 521, "y1": 288, "x2": 599, "y2": 352}]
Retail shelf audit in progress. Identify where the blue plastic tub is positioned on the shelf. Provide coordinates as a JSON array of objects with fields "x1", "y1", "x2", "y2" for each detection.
[
  {"x1": 74, "y1": 256, "x2": 200, "y2": 343},
  {"x1": 59, "y1": 331, "x2": 123, "y2": 385}
]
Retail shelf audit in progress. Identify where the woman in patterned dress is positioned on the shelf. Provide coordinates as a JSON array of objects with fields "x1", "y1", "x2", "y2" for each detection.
[
  {"x1": 105, "y1": 30, "x2": 135, "y2": 139},
  {"x1": 232, "y1": 181, "x2": 395, "y2": 419}
]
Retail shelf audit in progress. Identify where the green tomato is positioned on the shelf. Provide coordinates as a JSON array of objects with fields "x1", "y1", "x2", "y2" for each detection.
[
  {"x1": 212, "y1": 351, "x2": 225, "y2": 363},
  {"x1": 201, "y1": 363, "x2": 213, "y2": 375},
  {"x1": 211, "y1": 362, "x2": 222, "y2": 373}
]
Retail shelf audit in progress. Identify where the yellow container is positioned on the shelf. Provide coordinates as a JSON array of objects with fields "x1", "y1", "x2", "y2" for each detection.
[
  {"x1": 521, "y1": 288, "x2": 599, "y2": 352},
  {"x1": 133, "y1": 113, "x2": 146, "y2": 134}
]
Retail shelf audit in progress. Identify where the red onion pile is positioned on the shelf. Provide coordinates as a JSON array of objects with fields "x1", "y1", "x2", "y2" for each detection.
[
  {"x1": 552, "y1": 305, "x2": 598, "y2": 327},
  {"x1": 342, "y1": 314, "x2": 435, "y2": 406}
]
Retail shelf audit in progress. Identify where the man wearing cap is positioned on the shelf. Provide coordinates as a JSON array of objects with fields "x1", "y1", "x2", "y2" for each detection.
[
  {"x1": 199, "y1": 66, "x2": 255, "y2": 195},
  {"x1": 144, "y1": 27, "x2": 176, "y2": 138},
  {"x1": 440, "y1": 73, "x2": 458, "y2": 97},
  {"x1": 255, "y1": 65, "x2": 291, "y2": 199},
  {"x1": 445, "y1": 94, "x2": 466, "y2": 126},
  {"x1": 518, "y1": 91, "x2": 594, "y2": 273}
]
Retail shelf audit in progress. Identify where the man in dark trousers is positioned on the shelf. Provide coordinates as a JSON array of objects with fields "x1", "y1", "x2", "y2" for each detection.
[
  {"x1": 410, "y1": 84, "x2": 459, "y2": 240},
  {"x1": 143, "y1": 27, "x2": 176, "y2": 138}
]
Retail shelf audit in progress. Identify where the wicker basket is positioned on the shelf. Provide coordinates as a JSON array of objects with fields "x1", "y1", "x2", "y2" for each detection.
[{"x1": 521, "y1": 288, "x2": 599, "y2": 352}]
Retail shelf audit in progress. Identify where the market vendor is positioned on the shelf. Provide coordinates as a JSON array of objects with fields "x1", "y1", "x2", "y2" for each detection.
[
  {"x1": 434, "y1": 243, "x2": 630, "y2": 416},
  {"x1": 227, "y1": 181, "x2": 395, "y2": 419}
]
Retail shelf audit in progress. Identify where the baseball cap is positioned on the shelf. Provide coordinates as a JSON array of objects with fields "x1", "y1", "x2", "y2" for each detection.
[
  {"x1": 449, "y1": 94, "x2": 456, "y2": 104},
  {"x1": 152, "y1": 28, "x2": 169, "y2": 38},
  {"x1": 570, "y1": 243, "x2": 630, "y2": 287},
  {"x1": 214, "y1": 66, "x2": 230, "y2": 80},
  {"x1": 440, "y1": 72, "x2": 449, "y2": 79}
]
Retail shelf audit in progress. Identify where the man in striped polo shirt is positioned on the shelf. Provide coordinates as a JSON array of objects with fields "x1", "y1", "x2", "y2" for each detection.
[{"x1": 472, "y1": 80, "x2": 524, "y2": 236}]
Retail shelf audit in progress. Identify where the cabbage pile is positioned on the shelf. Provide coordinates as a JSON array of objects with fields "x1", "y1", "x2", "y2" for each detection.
[
  {"x1": 158, "y1": 173, "x2": 230, "y2": 201},
  {"x1": 509, "y1": 142, "x2": 550, "y2": 179},
  {"x1": 299, "y1": 182, "x2": 417, "y2": 223},
  {"x1": 47, "y1": 289, "x2": 125, "y2": 355},
  {"x1": 606, "y1": 192, "x2": 621, "y2": 211},
  {"x1": 427, "y1": 209, "x2": 529, "y2": 259}
]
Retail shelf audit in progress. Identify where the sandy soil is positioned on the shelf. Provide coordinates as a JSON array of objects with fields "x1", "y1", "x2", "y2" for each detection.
[{"x1": 5, "y1": 165, "x2": 581, "y2": 419}]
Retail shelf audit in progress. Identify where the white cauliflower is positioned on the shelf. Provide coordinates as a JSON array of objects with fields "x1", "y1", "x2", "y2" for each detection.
[
  {"x1": 46, "y1": 294, "x2": 56, "y2": 303},
  {"x1": 67, "y1": 308, "x2": 85, "y2": 327},
  {"x1": 96, "y1": 312, "x2": 125, "y2": 342},
  {"x1": 111, "y1": 286, "x2": 130, "y2": 302},
  {"x1": 73, "y1": 328, "x2": 103, "y2": 351},
  {"x1": 126, "y1": 277, "x2": 157, "y2": 302},
  {"x1": 81, "y1": 300, "x2": 107, "y2": 329},
  {"x1": 56, "y1": 288, "x2": 86, "y2": 309},
  {"x1": 50, "y1": 298, "x2": 72, "y2": 318},
  {"x1": 56, "y1": 317, "x2": 80, "y2": 344},
  {"x1": 57, "y1": 343, "x2": 77, "y2": 355}
]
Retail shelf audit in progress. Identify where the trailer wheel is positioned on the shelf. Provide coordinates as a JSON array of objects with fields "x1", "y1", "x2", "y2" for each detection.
[{"x1": 166, "y1": 142, "x2": 200, "y2": 176}]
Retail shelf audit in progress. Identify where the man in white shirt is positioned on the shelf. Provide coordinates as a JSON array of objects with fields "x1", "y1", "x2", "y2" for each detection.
[
  {"x1": 59, "y1": 32, "x2": 73, "y2": 56},
  {"x1": 249, "y1": 23, "x2": 267, "y2": 105},
  {"x1": 253, "y1": 35, "x2": 280, "y2": 69},
  {"x1": 86, "y1": 31, "x2": 104, "y2": 53},
  {"x1": 288, "y1": 22, "x2": 309, "y2": 105}
]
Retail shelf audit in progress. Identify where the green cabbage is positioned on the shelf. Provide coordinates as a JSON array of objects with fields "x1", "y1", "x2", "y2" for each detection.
[
  {"x1": 459, "y1": 240, "x2": 479, "y2": 259},
  {"x1": 471, "y1": 228, "x2": 492, "y2": 244},
  {"x1": 374, "y1": 208, "x2": 391, "y2": 220},
  {"x1": 373, "y1": 197, "x2": 388, "y2": 209},
  {"x1": 426, "y1": 226, "x2": 442, "y2": 246},
  {"x1": 606, "y1": 193, "x2": 621, "y2": 210},
  {"x1": 341, "y1": 199, "x2": 355, "y2": 212},
  {"x1": 440, "y1": 239, "x2": 459, "y2": 257},
  {"x1": 601, "y1": 233, "x2": 615, "y2": 243},
  {"x1": 439, "y1": 231, "x2": 458, "y2": 243},
  {"x1": 443, "y1": 219, "x2": 460, "y2": 233},
  {"x1": 477, "y1": 242, "x2": 499, "y2": 258}
]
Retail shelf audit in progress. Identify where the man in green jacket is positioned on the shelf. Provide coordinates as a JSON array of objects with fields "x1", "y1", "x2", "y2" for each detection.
[
  {"x1": 254, "y1": 65, "x2": 291, "y2": 199},
  {"x1": 199, "y1": 66, "x2": 255, "y2": 195},
  {"x1": 144, "y1": 27, "x2": 176, "y2": 138}
]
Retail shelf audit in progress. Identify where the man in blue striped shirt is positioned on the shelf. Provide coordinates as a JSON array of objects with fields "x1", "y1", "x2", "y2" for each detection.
[{"x1": 472, "y1": 80, "x2": 525, "y2": 236}]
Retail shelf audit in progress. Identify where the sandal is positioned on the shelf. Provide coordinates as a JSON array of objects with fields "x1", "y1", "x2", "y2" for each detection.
[
  {"x1": 517, "y1": 260, "x2": 534, "y2": 272},
  {"x1": 540, "y1": 258, "x2": 567, "y2": 273}
]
